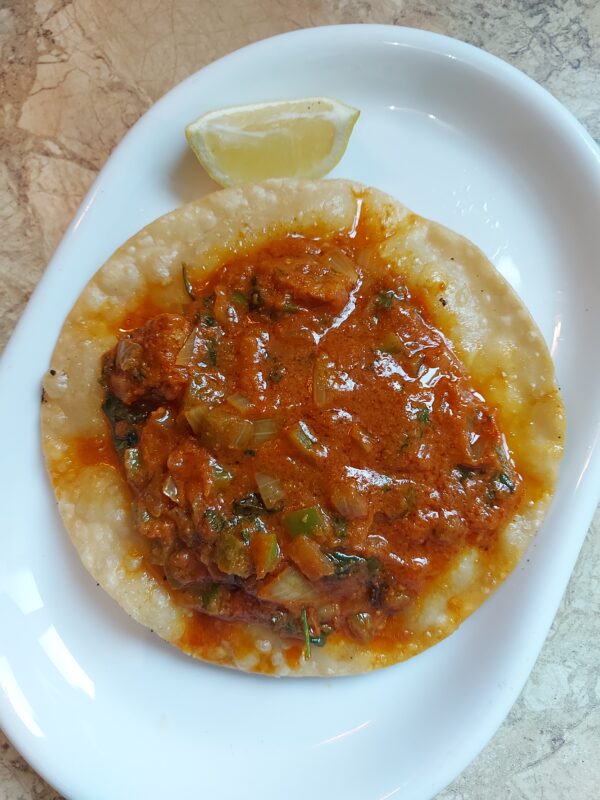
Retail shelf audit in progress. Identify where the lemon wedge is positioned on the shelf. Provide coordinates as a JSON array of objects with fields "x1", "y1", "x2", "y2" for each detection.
[{"x1": 185, "y1": 97, "x2": 359, "y2": 186}]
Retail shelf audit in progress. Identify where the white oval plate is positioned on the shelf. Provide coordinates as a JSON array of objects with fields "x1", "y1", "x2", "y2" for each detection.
[{"x1": 1, "y1": 25, "x2": 599, "y2": 800}]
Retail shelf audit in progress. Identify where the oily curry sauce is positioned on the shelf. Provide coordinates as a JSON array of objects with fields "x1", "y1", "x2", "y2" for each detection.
[{"x1": 64, "y1": 225, "x2": 528, "y2": 666}]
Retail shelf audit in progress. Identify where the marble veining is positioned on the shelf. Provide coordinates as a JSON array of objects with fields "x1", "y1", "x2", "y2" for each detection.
[{"x1": 1, "y1": 1, "x2": 599, "y2": 798}]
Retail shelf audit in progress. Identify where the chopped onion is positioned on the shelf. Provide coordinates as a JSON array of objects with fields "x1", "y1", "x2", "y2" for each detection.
[
  {"x1": 226, "y1": 393, "x2": 253, "y2": 414},
  {"x1": 162, "y1": 474, "x2": 179, "y2": 503},
  {"x1": 287, "y1": 421, "x2": 327, "y2": 460},
  {"x1": 209, "y1": 457, "x2": 233, "y2": 489},
  {"x1": 226, "y1": 416, "x2": 253, "y2": 448},
  {"x1": 252, "y1": 418, "x2": 281, "y2": 446},
  {"x1": 378, "y1": 332, "x2": 403, "y2": 355},
  {"x1": 185, "y1": 404, "x2": 209, "y2": 435},
  {"x1": 255, "y1": 472, "x2": 285, "y2": 510},
  {"x1": 187, "y1": 403, "x2": 254, "y2": 449},
  {"x1": 347, "y1": 612, "x2": 373, "y2": 643},
  {"x1": 175, "y1": 327, "x2": 198, "y2": 366},
  {"x1": 330, "y1": 483, "x2": 368, "y2": 520},
  {"x1": 258, "y1": 566, "x2": 318, "y2": 605},
  {"x1": 350, "y1": 425, "x2": 373, "y2": 453},
  {"x1": 313, "y1": 353, "x2": 334, "y2": 408},
  {"x1": 328, "y1": 251, "x2": 358, "y2": 280}
]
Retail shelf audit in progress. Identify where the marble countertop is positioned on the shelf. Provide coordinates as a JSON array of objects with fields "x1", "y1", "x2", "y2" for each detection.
[{"x1": 1, "y1": 1, "x2": 599, "y2": 798}]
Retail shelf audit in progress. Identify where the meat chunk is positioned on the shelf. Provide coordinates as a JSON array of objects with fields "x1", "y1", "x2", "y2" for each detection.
[
  {"x1": 269, "y1": 252, "x2": 357, "y2": 311},
  {"x1": 105, "y1": 314, "x2": 192, "y2": 405},
  {"x1": 164, "y1": 547, "x2": 210, "y2": 588}
]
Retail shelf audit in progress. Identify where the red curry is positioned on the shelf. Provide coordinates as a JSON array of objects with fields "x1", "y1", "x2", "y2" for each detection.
[{"x1": 101, "y1": 234, "x2": 521, "y2": 656}]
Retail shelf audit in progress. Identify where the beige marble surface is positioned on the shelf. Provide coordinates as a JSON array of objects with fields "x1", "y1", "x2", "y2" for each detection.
[{"x1": 1, "y1": 1, "x2": 599, "y2": 798}]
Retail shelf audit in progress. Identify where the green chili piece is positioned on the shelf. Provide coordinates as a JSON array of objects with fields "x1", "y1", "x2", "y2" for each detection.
[
  {"x1": 293, "y1": 421, "x2": 316, "y2": 451},
  {"x1": 264, "y1": 532, "x2": 279, "y2": 563},
  {"x1": 215, "y1": 532, "x2": 252, "y2": 578},
  {"x1": 283, "y1": 506, "x2": 324, "y2": 537},
  {"x1": 288, "y1": 420, "x2": 326, "y2": 460}
]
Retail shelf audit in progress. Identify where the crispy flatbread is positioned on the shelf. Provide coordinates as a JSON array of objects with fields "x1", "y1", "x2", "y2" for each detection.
[{"x1": 41, "y1": 180, "x2": 564, "y2": 675}]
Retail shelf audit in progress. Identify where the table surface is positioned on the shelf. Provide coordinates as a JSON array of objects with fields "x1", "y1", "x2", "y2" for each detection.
[{"x1": 1, "y1": 1, "x2": 599, "y2": 798}]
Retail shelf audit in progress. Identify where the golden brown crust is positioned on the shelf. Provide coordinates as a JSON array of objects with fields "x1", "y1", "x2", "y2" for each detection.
[{"x1": 41, "y1": 180, "x2": 565, "y2": 676}]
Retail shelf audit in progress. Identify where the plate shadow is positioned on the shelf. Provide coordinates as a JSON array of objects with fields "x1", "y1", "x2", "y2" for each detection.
[{"x1": 169, "y1": 148, "x2": 220, "y2": 203}]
